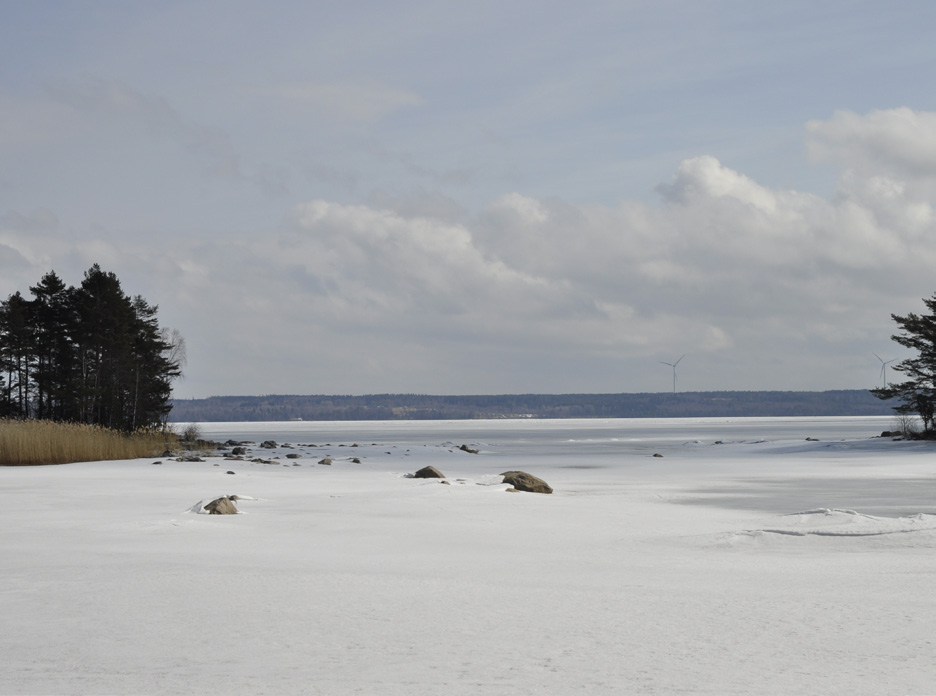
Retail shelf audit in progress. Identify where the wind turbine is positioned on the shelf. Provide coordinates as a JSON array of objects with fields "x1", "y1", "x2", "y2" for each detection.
[
  {"x1": 873, "y1": 352, "x2": 896, "y2": 389},
  {"x1": 660, "y1": 355, "x2": 685, "y2": 394}
]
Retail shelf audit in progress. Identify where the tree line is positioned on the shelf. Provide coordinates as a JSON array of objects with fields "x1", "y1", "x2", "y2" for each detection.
[
  {"x1": 0, "y1": 265, "x2": 184, "y2": 431},
  {"x1": 170, "y1": 390, "x2": 899, "y2": 422}
]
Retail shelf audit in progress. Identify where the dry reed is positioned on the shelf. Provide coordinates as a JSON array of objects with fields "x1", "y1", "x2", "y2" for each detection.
[{"x1": 0, "y1": 419, "x2": 177, "y2": 466}]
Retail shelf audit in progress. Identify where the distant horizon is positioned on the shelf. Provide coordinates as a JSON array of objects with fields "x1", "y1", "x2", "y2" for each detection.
[
  {"x1": 173, "y1": 387, "x2": 884, "y2": 400},
  {"x1": 168, "y1": 390, "x2": 898, "y2": 422}
]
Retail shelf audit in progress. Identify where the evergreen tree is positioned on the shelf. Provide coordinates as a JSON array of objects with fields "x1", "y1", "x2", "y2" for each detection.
[
  {"x1": 0, "y1": 292, "x2": 33, "y2": 417},
  {"x1": 127, "y1": 295, "x2": 181, "y2": 430},
  {"x1": 28, "y1": 272, "x2": 77, "y2": 421},
  {"x1": 872, "y1": 293, "x2": 936, "y2": 433}
]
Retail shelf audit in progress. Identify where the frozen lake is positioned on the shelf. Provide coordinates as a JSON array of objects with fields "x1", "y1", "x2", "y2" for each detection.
[
  {"x1": 195, "y1": 414, "x2": 897, "y2": 453},
  {"x1": 195, "y1": 416, "x2": 935, "y2": 517},
  {"x1": 3, "y1": 416, "x2": 935, "y2": 695}
]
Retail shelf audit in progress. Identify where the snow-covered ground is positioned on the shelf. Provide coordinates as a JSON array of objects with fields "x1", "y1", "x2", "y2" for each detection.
[{"x1": 3, "y1": 417, "x2": 935, "y2": 695}]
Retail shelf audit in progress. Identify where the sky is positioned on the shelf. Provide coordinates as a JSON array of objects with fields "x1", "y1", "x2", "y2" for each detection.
[{"x1": 3, "y1": 0, "x2": 936, "y2": 398}]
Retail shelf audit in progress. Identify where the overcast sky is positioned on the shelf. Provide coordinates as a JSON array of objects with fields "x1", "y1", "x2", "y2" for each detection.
[{"x1": 3, "y1": 1, "x2": 936, "y2": 397}]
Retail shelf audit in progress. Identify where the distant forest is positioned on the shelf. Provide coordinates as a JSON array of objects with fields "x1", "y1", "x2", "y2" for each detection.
[{"x1": 169, "y1": 390, "x2": 900, "y2": 422}]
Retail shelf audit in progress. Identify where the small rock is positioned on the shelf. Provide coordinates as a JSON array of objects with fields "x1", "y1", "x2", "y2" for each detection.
[
  {"x1": 204, "y1": 497, "x2": 238, "y2": 514},
  {"x1": 260, "y1": 440, "x2": 277, "y2": 449},
  {"x1": 152, "y1": 461, "x2": 162, "y2": 465},
  {"x1": 500, "y1": 471, "x2": 553, "y2": 494},
  {"x1": 318, "y1": 458, "x2": 333, "y2": 466},
  {"x1": 414, "y1": 465, "x2": 446, "y2": 479},
  {"x1": 226, "y1": 470, "x2": 236, "y2": 475},
  {"x1": 231, "y1": 446, "x2": 247, "y2": 456},
  {"x1": 350, "y1": 457, "x2": 361, "y2": 464},
  {"x1": 286, "y1": 453, "x2": 301, "y2": 459},
  {"x1": 458, "y1": 444, "x2": 479, "y2": 454},
  {"x1": 652, "y1": 453, "x2": 663, "y2": 458}
]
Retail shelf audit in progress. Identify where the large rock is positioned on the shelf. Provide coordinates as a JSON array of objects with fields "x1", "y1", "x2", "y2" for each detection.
[
  {"x1": 413, "y1": 465, "x2": 446, "y2": 479},
  {"x1": 500, "y1": 471, "x2": 553, "y2": 494},
  {"x1": 204, "y1": 497, "x2": 238, "y2": 514}
]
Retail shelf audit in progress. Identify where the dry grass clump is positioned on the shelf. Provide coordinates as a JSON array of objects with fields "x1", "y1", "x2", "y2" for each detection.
[{"x1": 0, "y1": 419, "x2": 177, "y2": 466}]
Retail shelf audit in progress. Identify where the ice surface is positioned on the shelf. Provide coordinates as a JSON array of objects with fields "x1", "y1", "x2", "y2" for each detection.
[{"x1": 2, "y1": 416, "x2": 935, "y2": 695}]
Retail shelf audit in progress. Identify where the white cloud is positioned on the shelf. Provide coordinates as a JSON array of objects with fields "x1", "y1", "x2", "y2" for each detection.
[
  {"x1": 807, "y1": 108, "x2": 936, "y2": 181},
  {"x1": 658, "y1": 155, "x2": 779, "y2": 213}
]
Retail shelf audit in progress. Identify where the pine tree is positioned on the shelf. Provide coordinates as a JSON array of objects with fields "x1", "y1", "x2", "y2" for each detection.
[
  {"x1": 28, "y1": 271, "x2": 77, "y2": 421},
  {"x1": 872, "y1": 293, "x2": 936, "y2": 433},
  {"x1": 0, "y1": 292, "x2": 33, "y2": 418},
  {"x1": 127, "y1": 295, "x2": 181, "y2": 430}
]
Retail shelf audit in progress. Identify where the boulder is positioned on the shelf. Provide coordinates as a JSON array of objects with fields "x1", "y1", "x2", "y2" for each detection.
[
  {"x1": 414, "y1": 465, "x2": 446, "y2": 479},
  {"x1": 260, "y1": 440, "x2": 277, "y2": 449},
  {"x1": 500, "y1": 471, "x2": 553, "y2": 494},
  {"x1": 318, "y1": 457, "x2": 333, "y2": 466},
  {"x1": 286, "y1": 453, "x2": 301, "y2": 459},
  {"x1": 231, "y1": 446, "x2": 247, "y2": 455},
  {"x1": 204, "y1": 497, "x2": 238, "y2": 514}
]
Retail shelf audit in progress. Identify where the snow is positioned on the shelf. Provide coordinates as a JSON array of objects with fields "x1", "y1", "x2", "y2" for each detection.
[{"x1": 2, "y1": 416, "x2": 936, "y2": 695}]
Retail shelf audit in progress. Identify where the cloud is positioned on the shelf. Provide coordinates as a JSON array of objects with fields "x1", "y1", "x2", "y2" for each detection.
[
  {"x1": 657, "y1": 155, "x2": 779, "y2": 212},
  {"x1": 806, "y1": 108, "x2": 936, "y2": 181},
  {"x1": 7, "y1": 107, "x2": 936, "y2": 394}
]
